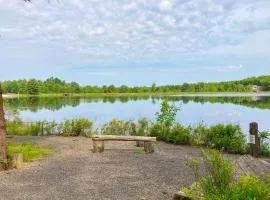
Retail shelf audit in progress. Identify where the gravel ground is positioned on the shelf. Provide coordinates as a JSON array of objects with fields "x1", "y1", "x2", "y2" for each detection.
[{"x1": 0, "y1": 136, "x2": 269, "y2": 200}]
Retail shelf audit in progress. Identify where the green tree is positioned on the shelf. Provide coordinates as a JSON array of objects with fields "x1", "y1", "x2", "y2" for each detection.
[
  {"x1": 119, "y1": 85, "x2": 128, "y2": 93},
  {"x1": 107, "y1": 85, "x2": 116, "y2": 93},
  {"x1": 151, "y1": 83, "x2": 157, "y2": 92},
  {"x1": 155, "y1": 100, "x2": 180, "y2": 128},
  {"x1": 27, "y1": 79, "x2": 39, "y2": 95}
]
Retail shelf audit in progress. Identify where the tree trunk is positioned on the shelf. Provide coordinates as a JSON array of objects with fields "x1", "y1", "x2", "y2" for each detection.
[{"x1": 0, "y1": 83, "x2": 7, "y2": 170}]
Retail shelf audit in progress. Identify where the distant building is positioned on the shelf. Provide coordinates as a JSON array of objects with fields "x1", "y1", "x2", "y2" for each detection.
[{"x1": 251, "y1": 85, "x2": 267, "y2": 92}]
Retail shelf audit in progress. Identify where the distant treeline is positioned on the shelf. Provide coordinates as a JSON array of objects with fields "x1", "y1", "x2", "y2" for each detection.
[
  {"x1": 4, "y1": 96, "x2": 270, "y2": 113},
  {"x1": 2, "y1": 75, "x2": 270, "y2": 95}
]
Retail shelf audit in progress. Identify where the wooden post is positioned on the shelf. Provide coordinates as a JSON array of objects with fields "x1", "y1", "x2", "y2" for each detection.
[
  {"x1": 144, "y1": 141, "x2": 154, "y2": 153},
  {"x1": 0, "y1": 84, "x2": 7, "y2": 170},
  {"x1": 249, "y1": 122, "x2": 260, "y2": 157},
  {"x1": 11, "y1": 153, "x2": 23, "y2": 168}
]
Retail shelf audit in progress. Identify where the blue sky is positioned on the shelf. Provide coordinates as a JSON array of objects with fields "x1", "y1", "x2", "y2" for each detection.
[{"x1": 0, "y1": 0, "x2": 270, "y2": 86}]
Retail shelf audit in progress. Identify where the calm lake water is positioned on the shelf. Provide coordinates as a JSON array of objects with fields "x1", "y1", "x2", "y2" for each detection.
[{"x1": 3, "y1": 94, "x2": 270, "y2": 133}]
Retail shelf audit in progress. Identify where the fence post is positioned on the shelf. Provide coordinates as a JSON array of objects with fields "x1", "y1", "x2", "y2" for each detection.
[{"x1": 249, "y1": 122, "x2": 260, "y2": 157}]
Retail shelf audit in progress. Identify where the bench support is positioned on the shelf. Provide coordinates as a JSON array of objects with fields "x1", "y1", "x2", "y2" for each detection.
[
  {"x1": 93, "y1": 141, "x2": 104, "y2": 153},
  {"x1": 92, "y1": 135, "x2": 156, "y2": 153},
  {"x1": 136, "y1": 141, "x2": 144, "y2": 147},
  {"x1": 144, "y1": 141, "x2": 154, "y2": 153}
]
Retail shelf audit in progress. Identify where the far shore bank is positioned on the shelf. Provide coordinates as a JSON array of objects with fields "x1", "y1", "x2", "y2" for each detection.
[{"x1": 2, "y1": 92, "x2": 270, "y2": 98}]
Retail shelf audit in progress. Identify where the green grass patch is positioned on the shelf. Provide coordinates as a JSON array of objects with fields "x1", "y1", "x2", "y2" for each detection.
[
  {"x1": 134, "y1": 148, "x2": 145, "y2": 157},
  {"x1": 7, "y1": 142, "x2": 52, "y2": 162}
]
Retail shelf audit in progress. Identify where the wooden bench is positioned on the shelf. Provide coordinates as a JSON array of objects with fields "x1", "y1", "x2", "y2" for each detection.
[{"x1": 92, "y1": 135, "x2": 157, "y2": 153}]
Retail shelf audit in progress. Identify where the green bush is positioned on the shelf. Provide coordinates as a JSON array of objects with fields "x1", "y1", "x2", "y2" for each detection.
[
  {"x1": 208, "y1": 124, "x2": 248, "y2": 154},
  {"x1": 230, "y1": 175, "x2": 270, "y2": 200},
  {"x1": 61, "y1": 118, "x2": 93, "y2": 136},
  {"x1": 191, "y1": 123, "x2": 208, "y2": 146},
  {"x1": 166, "y1": 123, "x2": 192, "y2": 144},
  {"x1": 200, "y1": 149, "x2": 234, "y2": 198},
  {"x1": 149, "y1": 123, "x2": 169, "y2": 141},
  {"x1": 260, "y1": 130, "x2": 270, "y2": 157},
  {"x1": 100, "y1": 119, "x2": 126, "y2": 135},
  {"x1": 191, "y1": 123, "x2": 248, "y2": 154},
  {"x1": 135, "y1": 118, "x2": 151, "y2": 136},
  {"x1": 7, "y1": 118, "x2": 40, "y2": 136},
  {"x1": 182, "y1": 149, "x2": 270, "y2": 200},
  {"x1": 7, "y1": 118, "x2": 93, "y2": 137},
  {"x1": 261, "y1": 143, "x2": 270, "y2": 157}
]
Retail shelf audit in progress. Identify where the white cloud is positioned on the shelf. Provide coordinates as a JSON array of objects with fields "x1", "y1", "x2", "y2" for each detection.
[
  {"x1": 85, "y1": 72, "x2": 116, "y2": 77},
  {"x1": 0, "y1": 0, "x2": 269, "y2": 65},
  {"x1": 206, "y1": 30, "x2": 270, "y2": 57},
  {"x1": 159, "y1": 0, "x2": 172, "y2": 10},
  {"x1": 203, "y1": 65, "x2": 243, "y2": 72}
]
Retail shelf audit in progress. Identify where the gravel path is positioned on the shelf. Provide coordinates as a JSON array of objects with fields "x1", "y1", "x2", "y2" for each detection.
[{"x1": 0, "y1": 136, "x2": 269, "y2": 200}]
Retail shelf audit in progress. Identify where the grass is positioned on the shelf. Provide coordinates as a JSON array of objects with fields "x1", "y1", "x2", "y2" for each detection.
[
  {"x1": 134, "y1": 148, "x2": 145, "y2": 157},
  {"x1": 7, "y1": 142, "x2": 52, "y2": 162},
  {"x1": 7, "y1": 118, "x2": 93, "y2": 137}
]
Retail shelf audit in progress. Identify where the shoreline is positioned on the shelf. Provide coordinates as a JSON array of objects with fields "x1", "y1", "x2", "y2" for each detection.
[{"x1": 2, "y1": 92, "x2": 270, "y2": 98}]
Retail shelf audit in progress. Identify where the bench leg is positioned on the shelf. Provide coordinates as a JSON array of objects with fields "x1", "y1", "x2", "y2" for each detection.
[
  {"x1": 144, "y1": 141, "x2": 154, "y2": 153},
  {"x1": 98, "y1": 141, "x2": 105, "y2": 153},
  {"x1": 93, "y1": 141, "x2": 105, "y2": 153},
  {"x1": 136, "y1": 141, "x2": 144, "y2": 147},
  {"x1": 92, "y1": 140, "x2": 97, "y2": 153}
]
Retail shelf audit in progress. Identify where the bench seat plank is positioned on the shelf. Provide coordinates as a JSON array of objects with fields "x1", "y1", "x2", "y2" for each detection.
[{"x1": 92, "y1": 135, "x2": 156, "y2": 142}]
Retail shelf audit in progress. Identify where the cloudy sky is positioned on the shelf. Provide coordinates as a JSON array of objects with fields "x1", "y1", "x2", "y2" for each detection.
[{"x1": 0, "y1": 0, "x2": 270, "y2": 86}]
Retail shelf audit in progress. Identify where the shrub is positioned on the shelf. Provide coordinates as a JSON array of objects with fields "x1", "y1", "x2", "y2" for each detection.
[
  {"x1": 182, "y1": 149, "x2": 270, "y2": 200},
  {"x1": 167, "y1": 123, "x2": 192, "y2": 144},
  {"x1": 260, "y1": 130, "x2": 270, "y2": 157},
  {"x1": 100, "y1": 119, "x2": 126, "y2": 135},
  {"x1": 199, "y1": 149, "x2": 234, "y2": 198},
  {"x1": 6, "y1": 118, "x2": 40, "y2": 136},
  {"x1": 61, "y1": 118, "x2": 93, "y2": 136},
  {"x1": 261, "y1": 143, "x2": 270, "y2": 157},
  {"x1": 42, "y1": 121, "x2": 58, "y2": 135},
  {"x1": 191, "y1": 123, "x2": 248, "y2": 154},
  {"x1": 123, "y1": 120, "x2": 137, "y2": 136},
  {"x1": 135, "y1": 118, "x2": 151, "y2": 136},
  {"x1": 191, "y1": 123, "x2": 208, "y2": 146},
  {"x1": 149, "y1": 122, "x2": 169, "y2": 141},
  {"x1": 155, "y1": 100, "x2": 180, "y2": 128},
  {"x1": 208, "y1": 124, "x2": 248, "y2": 154},
  {"x1": 230, "y1": 175, "x2": 270, "y2": 200}
]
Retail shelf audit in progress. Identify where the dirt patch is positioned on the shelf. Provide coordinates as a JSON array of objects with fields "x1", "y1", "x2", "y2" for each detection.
[{"x1": 0, "y1": 136, "x2": 269, "y2": 200}]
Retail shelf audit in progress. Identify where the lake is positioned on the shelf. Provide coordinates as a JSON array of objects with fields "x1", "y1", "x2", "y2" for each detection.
[{"x1": 3, "y1": 94, "x2": 270, "y2": 133}]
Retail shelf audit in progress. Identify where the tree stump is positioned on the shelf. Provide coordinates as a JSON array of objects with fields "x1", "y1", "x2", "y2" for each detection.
[
  {"x1": 93, "y1": 141, "x2": 105, "y2": 153},
  {"x1": 136, "y1": 141, "x2": 144, "y2": 147},
  {"x1": 144, "y1": 141, "x2": 154, "y2": 153},
  {"x1": 11, "y1": 153, "x2": 23, "y2": 168}
]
